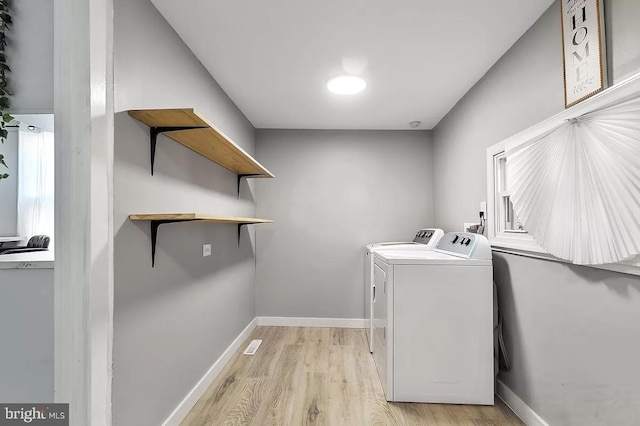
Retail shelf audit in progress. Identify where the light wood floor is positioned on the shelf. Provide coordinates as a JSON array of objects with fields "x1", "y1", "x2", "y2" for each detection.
[{"x1": 182, "y1": 327, "x2": 523, "y2": 426}]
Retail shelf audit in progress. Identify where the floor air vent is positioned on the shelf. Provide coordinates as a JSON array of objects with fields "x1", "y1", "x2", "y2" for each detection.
[{"x1": 243, "y1": 339, "x2": 263, "y2": 355}]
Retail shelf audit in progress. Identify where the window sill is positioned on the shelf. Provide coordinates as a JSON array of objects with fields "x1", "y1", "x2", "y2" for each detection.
[{"x1": 490, "y1": 235, "x2": 640, "y2": 277}]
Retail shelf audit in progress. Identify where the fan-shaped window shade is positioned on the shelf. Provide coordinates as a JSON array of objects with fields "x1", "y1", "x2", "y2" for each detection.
[{"x1": 505, "y1": 95, "x2": 640, "y2": 265}]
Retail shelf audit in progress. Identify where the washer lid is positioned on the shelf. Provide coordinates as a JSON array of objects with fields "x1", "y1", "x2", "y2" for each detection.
[
  {"x1": 368, "y1": 241, "x2": 419, "y2": 249},
  {"x1": 375, "y1": 250, "x2": 492, "y2": 266},
  {"x1": 368, "y1": 242, "x2": 432, "y2": 253},
  {"x1": 366, "y1": 228, "x2": 445, "y2": 252}
]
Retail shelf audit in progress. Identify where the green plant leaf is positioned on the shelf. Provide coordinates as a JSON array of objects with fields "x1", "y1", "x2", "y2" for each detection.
[{"x1": 0, "y1": 0, "x2": 10, "y2": 186}]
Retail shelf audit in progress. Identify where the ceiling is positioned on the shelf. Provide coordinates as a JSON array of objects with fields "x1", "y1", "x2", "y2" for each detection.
[{"x1": 150, "y1": 0, "x2": 554, "y2": 130}]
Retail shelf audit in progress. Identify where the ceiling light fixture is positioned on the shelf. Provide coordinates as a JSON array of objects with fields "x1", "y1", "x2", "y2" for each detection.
[{"x1": 327, "y1": 75, "x2": 366, "y2": 95}]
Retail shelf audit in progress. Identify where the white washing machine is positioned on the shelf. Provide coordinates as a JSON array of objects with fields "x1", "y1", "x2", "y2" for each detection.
[
  {"x1": 372, "y1": 232, "x2": 494, "y2": 405},
  {"x1": 365, "y1": 228, "x2": 444, "y2": 352}
]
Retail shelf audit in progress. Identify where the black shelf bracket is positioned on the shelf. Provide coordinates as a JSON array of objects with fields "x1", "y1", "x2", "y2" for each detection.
[
  {"x1": 150, "y1": 219, "x2": 192, "y2": 267},
  {"x1": 237, "y1": 222, "x2": 259, "y2": 247},
  {"x1": 149, "y1": 126, "x2": 205, "y2": 175},
  {"x1": 237, "y1": 174, "x2": 263, "y2": 198}
]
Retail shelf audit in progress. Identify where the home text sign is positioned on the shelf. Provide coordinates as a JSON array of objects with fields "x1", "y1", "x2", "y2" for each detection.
[{"x1": 561, "y1": 0, "x2": 606, "y2": 108}]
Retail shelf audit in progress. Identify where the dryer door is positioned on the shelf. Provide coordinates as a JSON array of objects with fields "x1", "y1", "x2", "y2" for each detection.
[
  {"x1": 373, "y1": 263, "x2": 387, "y2": 347},
  {"x1": 365, "y1": 249, "x2": 374, "y2": 353},
  {"x1": 373, "y1": 263, "x2": 389, "y2": 397}
]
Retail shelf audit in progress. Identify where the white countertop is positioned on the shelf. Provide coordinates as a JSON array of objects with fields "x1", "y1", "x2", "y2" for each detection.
[
  {"x1": 0, "y1": 236, "x2": 27, "y2": 244},
  {"x1": 0, "y1": 251, "x2": 54, "y2": 269}
]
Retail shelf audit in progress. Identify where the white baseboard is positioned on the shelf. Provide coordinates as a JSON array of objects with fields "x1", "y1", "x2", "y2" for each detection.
[
  {"x1": 162, "y1": 317, "x2": 258, "y2": 426},
  {"x1": 256, "y1": 316, "x2": 366, "y2": 328},
  {"x1": 496, "y1": 379, "x2": 549, "y2": 426}
]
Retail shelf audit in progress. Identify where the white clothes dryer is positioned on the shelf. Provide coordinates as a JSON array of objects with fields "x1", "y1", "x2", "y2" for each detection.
[
  {"x1": 365, "y1": 229, "x2": 444, "y2": 352},
  {"x1": 372, "y1": 232, "x2": 494, "y2": 405}
]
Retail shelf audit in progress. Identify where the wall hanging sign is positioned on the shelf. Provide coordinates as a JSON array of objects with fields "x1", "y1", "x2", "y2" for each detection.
[{"x1": 561, "y1": 0, "x2": 607, "y2": 108}]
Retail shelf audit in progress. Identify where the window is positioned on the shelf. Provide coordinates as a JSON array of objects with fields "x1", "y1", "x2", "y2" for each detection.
[
  {"x1": 488, "y1": 140, "x2": 640, "y2": 276},
  {"x1": 17, "y1": 123, "x2": 55, "y2": 243},
  {"x1": 486, "y1": 70, "x2": 640, "y2": 276},
  {"x1": 486, "y1": 142, "x2": 542, "y2": 255},
  {"x1": 494, "y1": 153, "x2": 526, "y2": 235}
]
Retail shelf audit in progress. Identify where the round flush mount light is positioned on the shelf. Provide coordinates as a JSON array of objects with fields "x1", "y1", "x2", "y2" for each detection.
[{"x1": 327, "y1": 75, "x2": 366, "y2": 95}]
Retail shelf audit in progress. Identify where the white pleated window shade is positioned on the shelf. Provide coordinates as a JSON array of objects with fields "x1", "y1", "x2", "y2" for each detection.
[{"x1": 505, "y1": 95, "x2": 640, "y2": 265}]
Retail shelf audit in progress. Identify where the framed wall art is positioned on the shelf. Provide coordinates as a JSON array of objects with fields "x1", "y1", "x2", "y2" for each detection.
[{"x1": 561, "y1": 0, "x2": 607, "y2": 108}]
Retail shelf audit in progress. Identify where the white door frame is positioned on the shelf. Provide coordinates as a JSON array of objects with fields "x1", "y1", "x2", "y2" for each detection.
[{"x1": 53, "y1": 0, "x2": 114, "y2": 424}]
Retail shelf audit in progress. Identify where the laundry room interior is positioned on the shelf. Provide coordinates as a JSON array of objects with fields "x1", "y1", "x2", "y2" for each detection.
[{"x1": 1, "y1": 0, "x2": 640, "y2": 425}]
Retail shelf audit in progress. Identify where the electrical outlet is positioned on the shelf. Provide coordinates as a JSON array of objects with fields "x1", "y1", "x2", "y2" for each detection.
[{"x1": 202, "y1": 244, "x2": 211, "y2": 257}]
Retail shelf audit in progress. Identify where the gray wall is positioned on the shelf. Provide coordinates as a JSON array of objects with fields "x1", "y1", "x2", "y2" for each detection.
[
  {"x1": 113, "y1": 0, "x2": 258, "y2": 424},
  {"x1": 255, "y1": 129, "x2": 434, "y2": 318},
  {"x1": 0, "y1": 129, "x2": 18, "y2": 236},
  {"x1": 494, "y1": 253, "x2": 640, "y2": 425},
  {"x1": 7, "y1": 0, "x2": 54, "y2": 113},
  {"x1": 432, "y1": 1, "x2": 640, "y2": 424},
  {"x1": 0, "y1": 269, "x2": 54, "y2": 402}
]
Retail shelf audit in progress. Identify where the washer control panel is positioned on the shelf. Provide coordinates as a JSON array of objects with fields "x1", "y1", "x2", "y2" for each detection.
[
  {"x1": 435, "y1": 232, "x2": 481, "y2": 258},
  {"x1": 412, "y1": 228, "x2": 444, "y2": 246}
]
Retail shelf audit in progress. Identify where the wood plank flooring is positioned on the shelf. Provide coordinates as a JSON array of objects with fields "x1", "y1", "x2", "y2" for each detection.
[{"x1": 182, "y1": 327, "x2": 523, "y2": 426}]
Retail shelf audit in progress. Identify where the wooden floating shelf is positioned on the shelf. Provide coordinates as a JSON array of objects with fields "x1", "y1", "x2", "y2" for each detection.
[
  {"x1": 129, "y1": 213, "x2": 274, "y2": 267},
  {"x1": 129, "y1": 213, "x2": 274, "y2": 224},
  {"x1": 128, "y1": 108, "x2": 275, "y2": 189}
]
